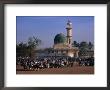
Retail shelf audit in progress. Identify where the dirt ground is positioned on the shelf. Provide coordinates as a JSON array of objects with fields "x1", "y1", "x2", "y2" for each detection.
[{"x1": 16, "y1": 65, "x2": 94, "y2": 74}]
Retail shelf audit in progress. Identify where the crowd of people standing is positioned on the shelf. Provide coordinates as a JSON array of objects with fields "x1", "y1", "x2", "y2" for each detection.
[{"x1": 16, "y1": 56, "x2": 94, "y2": 71}]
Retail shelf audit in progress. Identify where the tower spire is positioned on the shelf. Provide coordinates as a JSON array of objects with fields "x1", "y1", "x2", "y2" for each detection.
[{"x1": 66, "y1": 20, "x2": 72, "y2": 45}]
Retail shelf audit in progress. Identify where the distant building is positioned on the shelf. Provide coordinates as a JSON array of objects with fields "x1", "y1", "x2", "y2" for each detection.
[{"x1": 36, "y1": 20, "x2": 79, "y2": 57}]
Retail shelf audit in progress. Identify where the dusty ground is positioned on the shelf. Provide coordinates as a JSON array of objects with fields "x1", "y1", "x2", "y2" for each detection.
[{"x1": 16, "y1": 65, "x2": 94, "y2": 74}]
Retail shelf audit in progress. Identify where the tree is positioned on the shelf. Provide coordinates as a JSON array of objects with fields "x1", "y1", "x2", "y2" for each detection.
[
  {"x1": 16, "y1": 42, "x2": 28, "y2": 57},
  {"x1": 72, "y1": 41, "x2": 79, "y2": 47},
  {"x1": 88, "y1": 42, "x2": 93, "y2": 50},
  {"x1": 27, "y1": 36, "x2": 42, "y2": 58},
  {"x1": 78, "y1": 41, "x2": 94, "y2": 57},
  {"x1": 16, "y1": 36, "x2": 42, "y2": 58},
  {"x1": 79, "y1": 41, "x2": 88, "y2": 50},
  {"x1": 78, "y1": 41, "x2": 88, "y2": 57}
]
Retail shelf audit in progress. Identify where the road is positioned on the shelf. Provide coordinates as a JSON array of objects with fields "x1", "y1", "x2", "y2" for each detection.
[{"x1": 16, "y1": 66, "x2": 94, "y2": 74}]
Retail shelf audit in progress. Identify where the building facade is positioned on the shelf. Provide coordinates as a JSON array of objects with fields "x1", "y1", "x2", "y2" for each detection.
[
  {"x1": 36, "y1": 20, "x2": 79, "y2": 57},
  {"x1": 53, "y1": 20, "x2": 79, "y2": 57}
]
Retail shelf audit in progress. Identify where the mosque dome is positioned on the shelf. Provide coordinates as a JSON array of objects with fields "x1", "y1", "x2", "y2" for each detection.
[{"x1": 54, "y1": 33, "x2": 66, "y2": 44}]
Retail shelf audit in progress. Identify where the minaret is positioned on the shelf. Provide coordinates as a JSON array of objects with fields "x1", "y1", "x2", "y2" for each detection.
[{"x1": 66, "y1": 20, "x2": 72, "y2": 45}]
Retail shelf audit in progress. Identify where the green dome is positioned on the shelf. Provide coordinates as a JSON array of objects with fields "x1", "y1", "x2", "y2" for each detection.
[{"x1": 54, "y1": 33, "x2": 66, "y2": 44}]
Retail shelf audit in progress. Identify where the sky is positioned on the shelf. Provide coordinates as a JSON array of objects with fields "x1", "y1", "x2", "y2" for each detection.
[{"x1": 16, "y1": 16, "x2": 94, "y2": 48}]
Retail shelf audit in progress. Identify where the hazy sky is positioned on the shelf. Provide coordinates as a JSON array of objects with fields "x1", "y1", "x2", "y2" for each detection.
[{"x1": 16, "y1": 16, "x2": 94, "y2": 48}]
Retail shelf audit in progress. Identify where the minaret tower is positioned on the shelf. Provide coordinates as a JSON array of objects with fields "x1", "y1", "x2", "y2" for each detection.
[{"x1": 66, "y1": 20, "x2": 72, "y2": 45}]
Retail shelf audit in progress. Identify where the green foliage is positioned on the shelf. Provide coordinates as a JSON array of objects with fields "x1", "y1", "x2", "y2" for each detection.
[
  {"x1": 28, "y1": 36, "x2": 41, "y2": 49},
  {"x1": 79, "y1": 41, "x2": 88, "y2": 50},
  {"x1": 72, "y1": 41, "x2": 79, "y2": 47},
  {"x1": 16, "y1": 36, "x2": 42, "y2": 58},
  {"x1": 72, "y1": 41, "x2": 93, "y2": 50},
  {"x1": 72, "y1": 41, "x2": 94, "y2": 56},
  {"x1": 16, "y1": 42, "x2": 28, "y2": 57},
  {"x1": 88, "y1": 42, "x2": 93, "y2": 50}
]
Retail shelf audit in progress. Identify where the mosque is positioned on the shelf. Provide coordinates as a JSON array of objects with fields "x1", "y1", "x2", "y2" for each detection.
[{"x1": 36, "y1": 20, "x2": 79, "y2": 57}]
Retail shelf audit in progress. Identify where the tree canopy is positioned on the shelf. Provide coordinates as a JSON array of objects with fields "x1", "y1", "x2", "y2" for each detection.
[
  {"x1": 16, "y1": 36, "x2": 42, "y2": 58},
  {"x1": 72, "y1": 41, "x2": 94, "y2": 57}
]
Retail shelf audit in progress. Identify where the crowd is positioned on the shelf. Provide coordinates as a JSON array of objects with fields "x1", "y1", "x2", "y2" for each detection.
[{"x1": 16, "y1": 56, "x2": 94, "y2": 71}]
